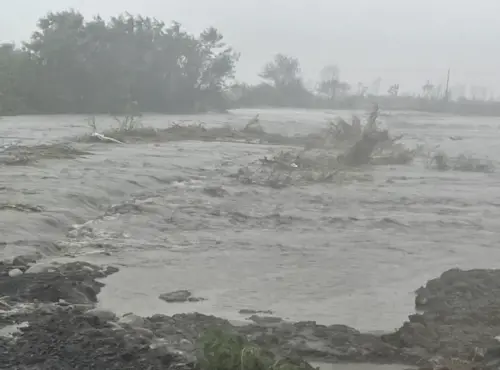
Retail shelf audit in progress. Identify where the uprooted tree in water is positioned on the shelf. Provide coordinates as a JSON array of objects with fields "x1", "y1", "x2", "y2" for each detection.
[
  {"x1": 333, "y1": 104, "x2": 417, "y2": 167},
  {"x1": 340, "y1": 129, "x2": 390, "y2": 166},
  {"x1": 313, "y1": 104, "x2": 408, "y2": 167},
  {"x1": 235, "y1": 106, "x2": 418, "y2": 188}
]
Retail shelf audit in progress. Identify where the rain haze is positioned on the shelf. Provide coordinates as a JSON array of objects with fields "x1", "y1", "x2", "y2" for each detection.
[
  {"x1": 2, "y1": 1, "x2": 500, "y2": 369},
  {"x1": 1, "y1": 0, "x2": 500, "y2": 94}
]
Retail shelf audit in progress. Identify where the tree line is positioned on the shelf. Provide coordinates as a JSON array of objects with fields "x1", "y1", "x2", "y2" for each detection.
[
  {"x1": 233, "y1": 55, "x2": 353, "y2": 109},
  {"x1": 2, "y1": 10, "x2": 499, "y2": 116},
  {"x1": 0, "y1": 10, "x2": 239, "y2": 115},
  {"x1": 0, "y1": 10, "x2": 363, "y2": 115}
]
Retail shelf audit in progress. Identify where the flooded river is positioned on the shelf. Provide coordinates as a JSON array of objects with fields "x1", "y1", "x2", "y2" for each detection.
[{"x1": 1, "y1": 108, "x2": 499, "y2": 333}]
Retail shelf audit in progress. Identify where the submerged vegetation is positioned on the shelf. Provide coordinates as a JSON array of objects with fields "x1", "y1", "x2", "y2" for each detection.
[
  {"x1": 2, "y1": 105, "x2": 492, "y2": 180},
  {"x1": 0, "y1": 11, "x2": 493, "y2": 180},
  {"x1": 427, "y1": 151, "x2": 495, "y2": 173},
  {"x1": 233, "y1": 106, "x2": 423, "y2": 188},
  {"x1": 0, "y1": 142, "x2": 89, "y2": 166}
]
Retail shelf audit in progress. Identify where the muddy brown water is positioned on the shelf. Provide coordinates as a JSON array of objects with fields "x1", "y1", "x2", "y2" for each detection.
[{"x1": 1, "y1": 108, "x2": 499, "y2": 335}]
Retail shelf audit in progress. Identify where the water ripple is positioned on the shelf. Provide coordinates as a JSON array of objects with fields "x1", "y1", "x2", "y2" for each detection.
[{"x1": 1, "y1": 109, "x2": 500, "y2": 331}]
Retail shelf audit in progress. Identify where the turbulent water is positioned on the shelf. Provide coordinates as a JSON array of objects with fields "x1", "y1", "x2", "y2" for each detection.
[{"x1": 1, "y1": 108, "x2": 499, "y2": 333}]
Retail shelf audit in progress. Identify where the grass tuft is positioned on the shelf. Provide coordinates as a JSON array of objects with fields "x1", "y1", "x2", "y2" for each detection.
[{"x1": 196, "y1": 328, "x2": 315, "y2": 370}]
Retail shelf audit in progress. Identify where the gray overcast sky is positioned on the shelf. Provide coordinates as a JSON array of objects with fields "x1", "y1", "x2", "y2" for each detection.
[{"x1": 1, "y1": 0, "x2": 499, "y2": 95}]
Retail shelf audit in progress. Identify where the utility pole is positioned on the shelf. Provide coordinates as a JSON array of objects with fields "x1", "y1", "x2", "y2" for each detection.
[{"x1": 444, "y1": 68, "x2": 451, "y2": 101}]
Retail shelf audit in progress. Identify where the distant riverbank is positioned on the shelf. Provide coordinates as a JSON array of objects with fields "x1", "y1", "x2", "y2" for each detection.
[{"x1": 231, "y1": 96, "x2": 500, "y2": 118}]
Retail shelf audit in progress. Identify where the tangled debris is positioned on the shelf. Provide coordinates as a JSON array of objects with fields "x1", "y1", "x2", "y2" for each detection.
[
  {"x1": 305, "y1": 105, "x2": 417, "y2": 167},
  {"x1": 232, "y1": 107, "x2": 417, "y2": 187},
  {"x1": 238, "y1": 106, "x2": 496, "y2": 188},
  {"x1": 242, "y1": 113, "x2": 265, "y2": 134},
  {"x1": 77, "y1": 106, "x2": 415, "y2": 169},
  {"x1": 0, "y1": 203, "x2": 44, "y2": 213},
  {"x1": 0, "y1": 108, "x2": 492, "y2": 180},
  {"x1": 232, "y1": 149, "x2": 373, "y2": 189},
  {"x1": 0, "y1": 143, "x2": 90, "y2": 166},
  {"x1": 341, "y1": 129, "x2": 391, "y2": 166},
  {"x1": 428, "y1": 151, "x2": 494, "y2": 173},
  {"x1": 78, "y1": 115, "x2": 302, "y2": 146}
]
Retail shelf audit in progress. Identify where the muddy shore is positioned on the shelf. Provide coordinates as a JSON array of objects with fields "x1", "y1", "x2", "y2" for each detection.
[{"x1": 0, "y1": 257, "x2": 499, "y2": 369}]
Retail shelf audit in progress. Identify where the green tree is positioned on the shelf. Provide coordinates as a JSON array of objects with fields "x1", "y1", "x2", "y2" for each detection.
[
  {"x1": 0, "y1": 43, "x2": 38, "y2": 114},
  {"x1": 258, "y1": 54, "x2": 311, "y2": 106},
  {"x1": 317, "y1": 64, "x2": 351, "y2": 101},
  {"x1": 259, "y1": 54, "x2": 301, "y2": 89},
  {"x1": 195, "y1": 27, "x2": 240, "y2": 111},
  {"x1": 0, "y1": 10, "x2": 239, "y2": 115}
]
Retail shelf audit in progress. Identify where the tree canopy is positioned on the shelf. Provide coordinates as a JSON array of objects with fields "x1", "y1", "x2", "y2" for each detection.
[
  {"x1": 317, "y1": 64, "x2": 350, "y2": 101},
  {"x1": 2, "y1": 9, "x2": 479, "y2": 116},
  {"x1": 256, "y1": 53, "x2": 312, "y2": 106},
  {"x1": 0, "y1": 10, "x2": 239, "y2": 115}
]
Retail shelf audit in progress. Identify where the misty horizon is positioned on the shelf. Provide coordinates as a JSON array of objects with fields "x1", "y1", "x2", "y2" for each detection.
[{"x1": 1, "y1": 0, "x2": 499, "y2": 97}]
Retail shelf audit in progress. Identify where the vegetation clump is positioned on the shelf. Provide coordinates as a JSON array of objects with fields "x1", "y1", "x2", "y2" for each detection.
[
  {"x1": 82, "y1": 112, "x2": 156, "y2": 144},
  {"x1": 234, "y1": 106, "x2": 417, "y2": 188},
  {"x1": 427, "y1": 151, "x2": 494, "y2": 173},
  {"x1": 196, "y1": 328, "x2": 316, "y2": 370},
  {"x1": 0, "y1": 142, "x2": 89, "y2": 166},
  {"x1": 78, "y1": 113, "x2": 306, "y2": 146}
]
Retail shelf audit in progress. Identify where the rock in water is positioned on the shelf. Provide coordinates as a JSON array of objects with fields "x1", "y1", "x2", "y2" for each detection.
[
  {"x1": 0, "y1": 309, "x2": 194, "y2": 370},
  {"x1": 119, "y1": 313, "x2": 145, "y2": 328},
  {"x1": 8, "y1": 268, "x2": 23, "y2": 277},
  {"x1": 25, "y1": 263, "x2": 56, "y2": 274},
  {"x1": 159, "y1": 290, "x2": 205, "y2": 303},
  {"x1": 383, "y1": 268, "x2": 500, "y2": 367},
  {"x1": 239, "y1": 309, "x2": 273, "y2": 315},
  {"x1": 84, "y1": 309, "x2": 117, "y2": 322}
]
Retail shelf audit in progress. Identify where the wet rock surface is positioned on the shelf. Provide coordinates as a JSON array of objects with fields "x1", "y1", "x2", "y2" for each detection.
[
  {"x1": 383, "y1": 268, "x2": 500, "y2": 369},
  {"x1": 0, "y1": 258, "x2": 117, "y2": 307},
  {"x1": 0, "y1": 308, "x2": 194, "y2": 370},
  {"x1": 0, "y1": 257, "x2": 194, "y2": 369},
  {"x1": 159, "y1": 290, "x2": 206, "y2": 303},
  {"x1": 1, "y1": 257, "x2": 499, "y2": 369},
  {"x1": 239, "y1": 308, "x2": 274, "y2": 315}
]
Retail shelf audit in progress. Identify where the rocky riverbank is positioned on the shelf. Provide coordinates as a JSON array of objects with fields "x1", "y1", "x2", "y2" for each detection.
[
  {"x1": 1, "y1": 256, "x2": 499, "y2": 369},
  {"x1": 383, "y1": 268, "x2": 500, "y2": 370}
]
